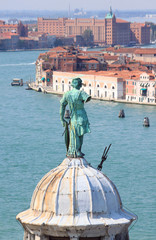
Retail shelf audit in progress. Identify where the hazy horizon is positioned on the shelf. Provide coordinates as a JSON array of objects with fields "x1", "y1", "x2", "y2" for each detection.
[{"x1": 1, "y1": 0, "x2": 156, "y2": 11}]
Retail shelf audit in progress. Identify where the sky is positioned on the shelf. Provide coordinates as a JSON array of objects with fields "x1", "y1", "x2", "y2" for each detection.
[{"x1": 0, "y1": 0, "x2": 156, "y2": 11}]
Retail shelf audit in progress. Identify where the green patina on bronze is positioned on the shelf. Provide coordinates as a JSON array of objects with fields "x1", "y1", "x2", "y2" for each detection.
[{"x1": 60, "y1": 77, "x2": 91, "y2": 157}]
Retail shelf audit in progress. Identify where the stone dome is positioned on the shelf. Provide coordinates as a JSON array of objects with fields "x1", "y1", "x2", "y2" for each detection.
[{"x1": 17, "y1": 158, "x2": 136, "y2": 238}]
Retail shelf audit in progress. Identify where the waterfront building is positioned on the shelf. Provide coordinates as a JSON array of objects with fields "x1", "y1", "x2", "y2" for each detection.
[
  {"x1": 133, "y1": 48, "x2": 156, "y2": 63},
  {"x1": 38, "y1": 17, "x2": 67, "y2": 36},
  {"x1": 0, "y1": 33, "x2": 20, "y2": 50},
  {"x1": 105, "y1": 47, "x2": 156, "y2": 63},
  {"x1": 130, "y1": 23, "x2": 150, "y2": 45},
  {"x1": 51, "y1": 71, "x2": 124, "y2": 100},
  {"x1": 36, "y1": 46, "x2": 108, "y2": 75},
  {"x1": 0, "y1": 20, "x2": 28, "y2": 37},
  {"x1": 37, "y1": 9, "x2": 131, "y2": 46},
  {"x1": 126, "y1": 72, "x2": 156, "y2": 103},
  {"x1": 34, "y1": 64, "x2": 156, "y2": 105},
  {"x1": 37, "y1": 8, "x2": 150, "y2": 46},
  {"x1": 34, "y1": 46, "x2": 156, "y2": 105}
]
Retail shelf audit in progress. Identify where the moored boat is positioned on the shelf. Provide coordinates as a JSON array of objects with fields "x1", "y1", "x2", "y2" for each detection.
[{"x1": 11, "y1": 78, "x2": 23, "y2": 86}]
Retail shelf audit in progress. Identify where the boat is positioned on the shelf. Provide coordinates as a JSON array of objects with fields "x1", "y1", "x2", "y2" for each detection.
[{"x1": 11, "y1": 78, "x2": 23, "y2": 86}]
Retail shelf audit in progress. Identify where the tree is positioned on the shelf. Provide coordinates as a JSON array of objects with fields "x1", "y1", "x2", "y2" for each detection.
[
  {"x1": 54, "y1": 38, "x2": 63, "y2": 47},
  {"x1": 82, "y1": 29, "x2": 94, "y2": 46}
]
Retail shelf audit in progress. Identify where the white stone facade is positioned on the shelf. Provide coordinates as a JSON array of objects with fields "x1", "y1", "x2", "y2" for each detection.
[{"x1": 52, "y1": 71, "x2": 124, "y2": 101}]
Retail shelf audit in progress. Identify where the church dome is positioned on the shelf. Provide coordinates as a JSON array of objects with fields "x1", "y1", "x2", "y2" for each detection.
[{"x1": 17, "y1": 158, "x2": 136, "y2": 237}]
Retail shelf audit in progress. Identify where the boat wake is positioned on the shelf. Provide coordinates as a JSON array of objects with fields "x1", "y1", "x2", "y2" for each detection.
[{"x1": 0, "y1": 62, "x2": 36, "y2": 67}]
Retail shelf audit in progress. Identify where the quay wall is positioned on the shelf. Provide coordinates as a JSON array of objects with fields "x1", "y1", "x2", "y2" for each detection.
[{"x1": 32, "y1": 70, "x2": 156, "y2": 106}]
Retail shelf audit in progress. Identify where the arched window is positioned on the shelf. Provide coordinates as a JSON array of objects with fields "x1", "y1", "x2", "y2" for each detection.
[
  {"x1": 56, "y1": 80, "x2": 58, "y2": 83},
  {"x1": 89, "y1": 83, "x2": 92, "y2": 87},
  {"x1": 62, "y1": 81, "x2": 64, "y2": 92},
  {"x1": 104, "y1": 85, "x2": 107, "y2": 88},
  {"x1": 97, "y1": 84, "x2": 100, "y2": 88},
  {"x1": 112, "y1": 86, "x2": 115, "y2": 89}
]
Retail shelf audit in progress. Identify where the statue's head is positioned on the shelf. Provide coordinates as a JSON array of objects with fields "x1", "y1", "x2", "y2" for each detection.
[{"x1": 71, "y1": 78, "x2": 82, "y2": 90}]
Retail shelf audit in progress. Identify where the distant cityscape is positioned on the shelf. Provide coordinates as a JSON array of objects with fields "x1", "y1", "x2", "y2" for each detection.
[
  {"x1": 1, "y1": 7, "x2": 156, "y2": 105},
  {"x1": 27, "y1": 45, "x2": 156, "y2": 106},
  {"x1": 0, "y1": 8, "x2": 156, "y2": 51}
]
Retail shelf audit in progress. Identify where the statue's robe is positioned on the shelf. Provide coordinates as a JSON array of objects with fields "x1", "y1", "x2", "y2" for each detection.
[{"x1": 60, "y1": 88, "x2": 91, "y2": 156}]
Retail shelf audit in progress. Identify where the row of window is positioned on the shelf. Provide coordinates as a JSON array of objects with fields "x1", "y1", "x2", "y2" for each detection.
[
  {"x1": 127, "y1": 81, "x2": 136, "y2": 85},
  {"x1": 55, "y1": 80, "x2": 115, "y2": 89},
  {"x1": 55, "y1": 84, "x2": 115, "y2": 98}
]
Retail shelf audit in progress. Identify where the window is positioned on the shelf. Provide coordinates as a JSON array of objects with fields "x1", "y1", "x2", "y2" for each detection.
[
  {"x1": 104, "y1": 85, "x2": 107, "y2": 88},
  {"x1": 89, "y1": 89, "x2": 91, "y2": 95},
  {"x1": 112, "y1": 86, "x2": 115, "y2": 89},
  {"x1": 97, "y1": 90, "x2": 100, "y2": 97},
  {"x1": 97, "y1": 84, "x2": 100, "y2": 88},
  {"x1": 105, "y1": 91, "x2": 107, "y2": 97},
  {"x1": 89, "y1": 83, "x2": 92, "y2": 87}
]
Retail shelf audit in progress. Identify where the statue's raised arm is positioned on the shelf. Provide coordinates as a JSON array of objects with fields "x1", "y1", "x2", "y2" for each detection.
[{"x1": 60, "y1": 78, "x2": 91, "y2": 158}]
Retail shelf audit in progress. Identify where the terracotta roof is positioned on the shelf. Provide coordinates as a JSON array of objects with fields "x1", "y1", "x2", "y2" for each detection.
[
  {"x1": 140, "y1": 61, "x2": 156, "y2": 65},
  {"x1": 108, "y1": 64, "x2": 127, "y2": 68},
  {"x1": 134, "y1": 48, "x2": 156, "y2": 55},
  {"x1": 104, "y1": 55, "x2": 118, "y2": 60},
  {"x1": 56, "y1": 70, "x2": 142, "y2": 80},
  {"x1": 85, "y1": 59, "x2": 99, "y2": 63},
  {"x1": 0, "y1": 24, "x2": 18, "y2": 28},
  {"x1": 130, "y1": 22, "x2": 148, "y2": 27},
  {"x1": 49, "y1": 46, "x2": 68, "y2": 52},
  {"x1": 65, "y1": 61, "x2": 75, "y2": 64},
  {"x1": 82, "y1": 50, "x2": 102, "y2": 54},
  {"x1": 106, "y1": 47, "x2": 136, "y2": 54},
  {"x1": 116, "y1": 18, "x2": 129, "y2": 23},
  {"x1": 78, "y1": 56, "x2": 90, "y2": 59}
]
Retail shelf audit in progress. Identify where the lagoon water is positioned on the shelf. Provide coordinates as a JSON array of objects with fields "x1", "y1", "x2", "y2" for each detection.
[{"x1": 0, "y1": 50, "x2": 156, "y2": 240}]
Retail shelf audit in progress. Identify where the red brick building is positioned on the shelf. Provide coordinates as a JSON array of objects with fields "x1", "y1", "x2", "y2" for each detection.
[
  {"x1": 0, "y1": 20, "x2": 28, "y2": 37},
  {"x1": 38, "y1": 18, "x2": 67, "y2": 37},
  {"x1": 130, "y1": 23, "x2": 150, "y2": 44},
  {"x1": 37, "y1": 9, "x2": 131, "y2": 45},
  {"x1": 37, "y1": 46, "x2": 107, "y2": 72}
]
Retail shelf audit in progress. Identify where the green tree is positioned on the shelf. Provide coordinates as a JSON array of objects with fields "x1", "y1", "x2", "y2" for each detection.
[
  {"x1": 82, "y1": 29, "x2": 94, "y2": 46},
  {"x1": 54, "y1": 38, "x2": 63, "y2": 47}
]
